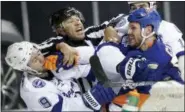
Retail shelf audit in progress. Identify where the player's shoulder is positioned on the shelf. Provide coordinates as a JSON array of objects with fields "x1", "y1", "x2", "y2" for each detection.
[
  {"x1": 160, "y1": 20, "x2": 174, "y2": 26},
  {"x1": 158, "y1": 20, "x2": 182, "y2": 35},
  {"x1": 158, "y1": 20, "x2": 183, "y2": 42},
  {"x1": 155, "y1": 38, "x2": 173, "y2": 61},
  {"x1": 20, "y1": 74, "x2": 56, "y2": 93},
  {"x1": 143, "y1": 38, "x2": 172, "y2": 65}
]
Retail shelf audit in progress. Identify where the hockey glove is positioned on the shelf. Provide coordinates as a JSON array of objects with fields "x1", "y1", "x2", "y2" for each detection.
[
  {"x1": 82, "y1": 83, "x2": 116, "y2": 111},
  {"x1": 117, "y1": 51, "x2": 159, "y2": 82}
]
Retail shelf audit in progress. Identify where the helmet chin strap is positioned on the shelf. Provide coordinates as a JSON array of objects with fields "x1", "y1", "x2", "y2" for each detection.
[
  {"x1": 137, "y1": 28, "x2": 155, "y2": 49},
  {"x1": 23, "y1": 66, "x2": 43, "y2": 76}
]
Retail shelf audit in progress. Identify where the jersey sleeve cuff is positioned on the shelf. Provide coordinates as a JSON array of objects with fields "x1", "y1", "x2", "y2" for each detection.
[{"x1": 176, "y1": 51, "x2": 185, "y2": 58}]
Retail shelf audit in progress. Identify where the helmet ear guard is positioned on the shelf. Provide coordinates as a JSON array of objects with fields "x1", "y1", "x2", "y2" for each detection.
[{"x1": 49, "y1": 7, "x2": 85, "y2": 32}]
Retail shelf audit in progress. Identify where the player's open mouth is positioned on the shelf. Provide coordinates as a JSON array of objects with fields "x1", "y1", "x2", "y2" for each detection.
[
  {"x1": 128, "y1": 36, "x2": 136, "y2": 45},
  {"x1": 128, "y1": 36, "x2": 134, "y2": 40},
  {"x1": 76, "y1": 28, "x2": 83, "y2": 32}
]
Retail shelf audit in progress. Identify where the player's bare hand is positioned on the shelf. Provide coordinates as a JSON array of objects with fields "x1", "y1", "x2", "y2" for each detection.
[
  {"x1": 104, "y1": 26, "x2": 120, "y2": 43},
  {"x1": 57, "y1": 42, "x2": 79, "y2": 67}
]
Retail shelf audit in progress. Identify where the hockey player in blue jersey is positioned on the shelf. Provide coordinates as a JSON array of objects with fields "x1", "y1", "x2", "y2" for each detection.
[
  {"x1": 104, "y1": 1, "x2": 184, "y2": 81},
  {"x1": 95, "y1": 8, "x2": 184, "y2": 111}
]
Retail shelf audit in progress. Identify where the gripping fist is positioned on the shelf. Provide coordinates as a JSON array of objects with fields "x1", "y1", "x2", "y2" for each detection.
[
  {"x1": 44, "y1": 52, "x2": 77, "y2": 72},
  {"x1": 56, "y1": 42, "x2": 79, "y2": 67},
  {"x1": 104, "y1": 26, "x2": 120, "y2": 43},
  {"x1": 82, "y1": 83, "x2": 116, "y2": 110},
  {"x1": 117, "y1": 51, "x2": 159, "y2": 82}
]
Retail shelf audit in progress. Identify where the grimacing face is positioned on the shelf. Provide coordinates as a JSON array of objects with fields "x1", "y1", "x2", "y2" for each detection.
[
  {"x1": 57, "y1": 15, "x2": 85, "y2": 40},
  {"x1": 27, "y1": 48, "x2": 46, "y2": 77},
  {"x1": 128, "y1": 22, "x2": 143, "y2": 47},
  {"x1": 129, "y1": 2, "x2": 150, "y2": 13}
]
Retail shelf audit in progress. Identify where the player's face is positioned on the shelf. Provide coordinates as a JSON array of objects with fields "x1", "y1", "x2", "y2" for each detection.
[
  {"x1": 28, "y1": 48, "x2": 46, "y2": 76},
  {"x1": 128, "y1": 22, "x2": 143, "y2": 47},
  {"x1": 62, "y1": 15, "x2": 85, "y2": 40},
  {"x1": 129, "y1": 2, "x2": 150, "y2": 13}
]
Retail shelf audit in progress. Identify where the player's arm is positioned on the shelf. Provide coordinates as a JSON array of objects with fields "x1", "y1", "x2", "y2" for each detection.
[
  {"x1": 95, "y1": 42, "x2": 125, "y2": 77},
  {"x1": 22, "y1": 91, "x2": 63, "y2": 111},
  {"x1": 178, "y1": 55, "x2": 184, "y2": 81},
  {"x1": 162, "y1": 22, "x2": 184, "y2": 80},
  {"x1": 54, "y1": 43, "x2": 96, "y2": 67},
  {"x1": 39, "y1": 36, "x2": 78, "y2": 67},
  {"x1": 95, "y1": 42, "x2": 159, "y2": 82},
  {"x1": 74, "y1": 46, "x2": 95, "y2": 64},
  {"x1": 39, "y1": 36, "x2": 64, "y2": 55},
  {"x1": 55, "y1": 45, "x2": 95, "y2": 66},
  {"x1": 85, "y1": 14, "x2": 126, "y2": 46},
  {"x1": 175, "y1": 37, "x2": 184, "y2": 81},
  {"x1": 44, "y1": 45, "x2": 98, "y2": 81},
  {"x1": 50, "y1": 64, "x2": 92, "y2": 81}
]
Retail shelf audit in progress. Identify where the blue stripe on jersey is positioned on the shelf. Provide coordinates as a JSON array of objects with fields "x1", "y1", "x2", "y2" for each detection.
[
  {"x1": 95, "y1": 42, "x2": 120, "y2": 55},
  {"x1": 51, "y1": 95, "x2": 63, "y2": 112},
  {"x1": 176, "y1": 51, "x2": 185, "y2": 58}
]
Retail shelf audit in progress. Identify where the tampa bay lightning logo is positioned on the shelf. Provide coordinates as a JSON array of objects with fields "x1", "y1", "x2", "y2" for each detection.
[{"x1": 32, "y1": 79, "x2": 46, "y2": 88}]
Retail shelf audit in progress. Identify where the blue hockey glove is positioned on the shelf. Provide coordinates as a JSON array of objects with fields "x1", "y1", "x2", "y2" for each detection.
[
  {"x1": 82, "y1": 83, "x2": 116, "y2": 110},
  {"x1": 117, "y1": 51, "x2": 159, "y2": 82}
]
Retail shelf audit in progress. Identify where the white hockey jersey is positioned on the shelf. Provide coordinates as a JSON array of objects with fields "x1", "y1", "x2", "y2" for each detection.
[{"x1": 20, "y1": 65, "x2": 92, "y2": 112}]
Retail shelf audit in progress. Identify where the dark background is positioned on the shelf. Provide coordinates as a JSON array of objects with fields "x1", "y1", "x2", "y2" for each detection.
[{"x1": 1, "y1": 1, "x2": 185, "y2": 43}]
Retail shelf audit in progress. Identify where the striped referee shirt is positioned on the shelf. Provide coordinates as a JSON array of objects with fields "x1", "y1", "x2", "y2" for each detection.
[{"x1": 38, "y1": 14, "x2": 126, "y2": 56}]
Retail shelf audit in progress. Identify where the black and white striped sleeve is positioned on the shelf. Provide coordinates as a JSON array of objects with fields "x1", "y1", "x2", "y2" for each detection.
[
  {"x1": 38, "y1": 36, "x2": 64, "y2": 56},
  {"x1": 85, "y1": 13, "x2": 126, "y2": 39}
]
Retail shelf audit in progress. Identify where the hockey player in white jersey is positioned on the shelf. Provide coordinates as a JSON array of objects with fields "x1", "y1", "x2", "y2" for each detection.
[
  {"x1": 5, "y1": 41, "x2": 116, "y2": 111},
  {"x1": 107, "y1": 1, "x2": 184, "y2": 81},
  {"x1": 95, "y1": 8, "x2": 184, "y2": 111}
]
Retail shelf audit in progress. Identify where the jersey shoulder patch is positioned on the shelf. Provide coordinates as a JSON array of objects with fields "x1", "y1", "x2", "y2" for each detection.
[{"x1": 32, "y1": 79, "x2": 46, "y2": 88}]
